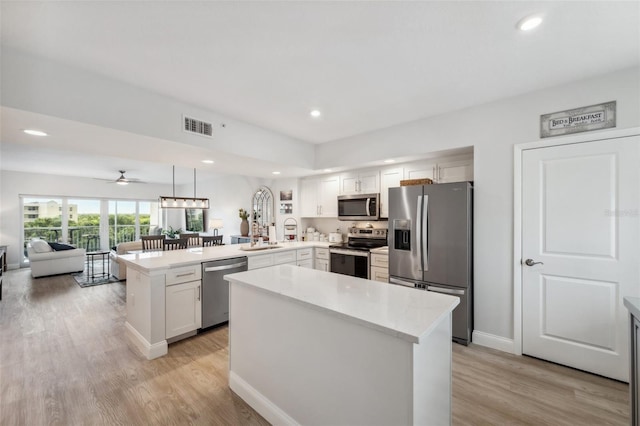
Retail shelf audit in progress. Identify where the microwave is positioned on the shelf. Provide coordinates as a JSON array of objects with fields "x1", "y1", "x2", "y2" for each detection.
[{"x1": 337, "y1": 193, "x2": 380, "y2": 221}]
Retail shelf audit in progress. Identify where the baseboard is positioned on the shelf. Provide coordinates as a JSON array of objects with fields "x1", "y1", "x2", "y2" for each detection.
[
  {"x1": 8, "y1": 263, "x2": 20, "y2": 270},
  {"x1": 125, "y1": 321, "x2": 167, "y2": 360},
  {"x1": 229, "y1": 371, "x2": 298, "y2": 426},
  {"x1": 472, "y1": 330, "x2": 515, "y2": 354}
]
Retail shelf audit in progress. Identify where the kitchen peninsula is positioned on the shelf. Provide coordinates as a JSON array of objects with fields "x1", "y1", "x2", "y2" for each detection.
[
  {"x1": 120, "y1": 241, "x2": 331, "y2": 359},
  {"x1": 225, "y1": 265, "x2": 459, "y2": 425}
]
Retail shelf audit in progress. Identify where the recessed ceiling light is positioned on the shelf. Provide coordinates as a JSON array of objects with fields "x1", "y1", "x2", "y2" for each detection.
[
  {"x1": 517, "y1": 15, "x2": 543, "y2": 31},
  {"x1": 272, "y1": 171, "x2": 281, "y2": 175},
  {"x1": 201, "y1": 160, "x2": 214, "y2": 164},
  {"x1": 310, "y1": 109, "x2": 321, "y2": 118},
  {"x1": 323, "y1": 168, "x2": 332, "y2": 172},
  {"x1": 23, "y1": 129, "x2": 48, "y2": 136},
  {"x1": 383, "y1": 159, "x2": 395, "y2": 163}
]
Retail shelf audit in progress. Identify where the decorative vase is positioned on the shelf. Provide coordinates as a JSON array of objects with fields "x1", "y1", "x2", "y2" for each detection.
[{"x1": 240, "y1": 219, "x2": 249, "y2": 236}]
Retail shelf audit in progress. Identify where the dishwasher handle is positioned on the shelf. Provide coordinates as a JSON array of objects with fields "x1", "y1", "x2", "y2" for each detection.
[{"x1": 204, "y1": 261, "x2": 248, "y2": 272}]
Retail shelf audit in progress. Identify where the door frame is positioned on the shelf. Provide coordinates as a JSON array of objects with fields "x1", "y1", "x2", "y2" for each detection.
[{"x1": 513, "y1": 126, "x2": 640, "y2": 356}]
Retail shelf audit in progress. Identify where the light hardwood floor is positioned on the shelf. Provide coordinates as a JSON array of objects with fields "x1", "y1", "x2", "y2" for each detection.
[{"x1": 0, "y1": 269, "x2": 629, "y2": 425}]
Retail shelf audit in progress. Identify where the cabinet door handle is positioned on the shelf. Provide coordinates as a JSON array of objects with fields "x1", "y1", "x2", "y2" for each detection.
[
  {"x1": 175, "y1": 272, "x2": 194, "y2": 278},
  {"x1": 197, "y1": 285, "x2": 201, "y2": 301}
]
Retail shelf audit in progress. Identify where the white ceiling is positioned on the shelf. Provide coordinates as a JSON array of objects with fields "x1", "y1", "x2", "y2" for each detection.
[{"x1": 1, "y1": 1, "x2": 639, "y2": 181}]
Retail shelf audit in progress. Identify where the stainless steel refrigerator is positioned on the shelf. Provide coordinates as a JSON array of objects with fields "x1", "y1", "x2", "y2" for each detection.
[{"x1": 388, "y1": 182, "x2": 473, "y2": 345}]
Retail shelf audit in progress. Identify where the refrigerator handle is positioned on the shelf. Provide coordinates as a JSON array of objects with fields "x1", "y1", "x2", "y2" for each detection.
[
  {"x1": 416, "y1": 195, "x2": 423, "y2": 272},
  {"x1": 423, "y1": 194, "x2": 429, "y2": 271}
]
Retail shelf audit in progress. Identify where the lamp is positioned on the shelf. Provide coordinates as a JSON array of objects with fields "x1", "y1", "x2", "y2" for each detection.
[
  {"x1": 209, "y1": 218, "x2": 223, "y2": 235},
  {"x1": 159, "y1": 166, "x2": 210, "y2": 209}
]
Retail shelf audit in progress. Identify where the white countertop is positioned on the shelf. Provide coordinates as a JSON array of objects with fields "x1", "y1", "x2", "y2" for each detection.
[
  {"x1": 119, "y1": 241, "x2": 332, "y2": 273},
  {"x1": 224, "y1": 264, "x2": 459, "y2": 344},
  {"x1": 624, "y1": 297, "x2": 640, "y2": 319}
]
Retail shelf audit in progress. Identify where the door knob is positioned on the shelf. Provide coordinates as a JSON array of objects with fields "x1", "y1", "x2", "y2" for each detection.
[{"x1": 524, "y1": 259, "x2": 544, "y2": 266}]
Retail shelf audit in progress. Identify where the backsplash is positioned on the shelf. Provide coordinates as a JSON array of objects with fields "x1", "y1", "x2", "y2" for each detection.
[{"x1": 300, "y1": 218, "x2": 388, "y2": 238}]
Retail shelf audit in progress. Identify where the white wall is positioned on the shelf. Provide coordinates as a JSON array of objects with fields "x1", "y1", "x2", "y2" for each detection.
[
  {"x1": 315, "y1": 66, "x2": 640, "y2": 343},
  {"x1": 1, "y1": 47, "x2": 315, "y2": 169}
]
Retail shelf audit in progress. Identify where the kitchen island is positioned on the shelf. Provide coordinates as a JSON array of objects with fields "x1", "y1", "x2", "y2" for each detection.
[{"x1": 225, "y1": 265, "x2": 459, "y2": 425}]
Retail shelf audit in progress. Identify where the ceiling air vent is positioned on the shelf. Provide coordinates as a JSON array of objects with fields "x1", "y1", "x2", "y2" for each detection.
[{"x1": 183, "y1": 115, "x2": 213, "y2": 138}]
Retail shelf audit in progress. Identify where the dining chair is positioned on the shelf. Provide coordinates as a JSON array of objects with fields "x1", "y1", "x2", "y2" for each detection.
[
  {"x1": 141, "y1": 235, "x2": 164, "y2": 251},
  {"x1": 202, "y1": 235, "x2": 223, "y2": 247},
  {"x1": 179, "y1": 233, "x2": 200, "y2": 247},
  {"x1": 163, "y1": 237, "x2": 188, "y2": 251}
]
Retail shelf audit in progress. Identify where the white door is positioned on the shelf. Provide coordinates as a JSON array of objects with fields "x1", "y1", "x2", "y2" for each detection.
[{"x1": 522, "y1": 135, "x2": 640, "y2": 381}]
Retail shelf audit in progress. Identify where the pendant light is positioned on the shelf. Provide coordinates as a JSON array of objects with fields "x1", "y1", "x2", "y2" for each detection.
[{"x1": 159, "y1": 166, "x2": 210, "y2": 209}]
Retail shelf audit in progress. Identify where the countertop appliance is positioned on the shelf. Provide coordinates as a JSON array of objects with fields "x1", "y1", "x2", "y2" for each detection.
[
  {"x1": 201, "y1": 256, "x2": 248, "y2": 330},
  {"x1": 329, "y1": 227, "x2": 387, "y2": 279},
  {"x1": 388, "y1": 182, "x2": 473, "y2": 345},
  {"x1": 338, "y1": 193, "x2": 380, "y2": 221}
]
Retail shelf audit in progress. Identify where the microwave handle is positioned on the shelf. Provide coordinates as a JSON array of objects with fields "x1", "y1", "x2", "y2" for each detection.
[{"x1": 366, "y1": 198, "x2": 371, "y2": 216}]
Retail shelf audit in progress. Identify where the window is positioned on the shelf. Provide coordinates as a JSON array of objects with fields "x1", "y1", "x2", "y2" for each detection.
[
  {"x1": 185, "y1": 209, "x2": 206, "y2": 232},
  {"x1": 22, "y1": 197, "x2": 62, "y2": 263}
]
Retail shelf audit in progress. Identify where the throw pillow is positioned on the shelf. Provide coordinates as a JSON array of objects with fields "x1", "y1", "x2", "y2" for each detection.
[
  {"x1": 48, "y1": 242, "x2": 76, "y2": 251},
  {"x1": 31, "y1": 239, "x2": 53, "y2": 253}
]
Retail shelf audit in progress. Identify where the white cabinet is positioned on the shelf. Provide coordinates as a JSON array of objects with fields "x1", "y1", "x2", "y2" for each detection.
[
  {"x1": 315, "y1": 247, "x2": 330, "y2": 272},
  {"x1": 436, "y1": 159, "x2": 473, "y2": 183},
  {"x1": 404, "y1": 162, "x2": 437, "y2": 181},
  {"x1": 380, "y1": 167, "x2": 404, "y2": 219},
  {"x1": 339, "y1": 170, "x2": 380, "y2": 195},
  {"x1": 370, "y1": 252, "x2": 389, "y2": 283},
  {"x1": 247, "y1": 248, "x2": 304, "y2": 270},
  {"x1": 300, "y1": 175, "x2": 340, "y2": 217},
  {"x1": 166, "y1": 279, "x2": 201, "y2": 339},
  {"x1": 403, "y1": 158, "x2": 473, "y2": 183},
  {"x1": 297, "y1": 248, "x2": 313, "y2": 268}
]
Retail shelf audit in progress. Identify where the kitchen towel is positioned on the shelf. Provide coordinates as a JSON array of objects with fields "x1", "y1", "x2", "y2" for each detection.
[{"x1": 269, "y1": 225, "x2": 277, "y2": 242}]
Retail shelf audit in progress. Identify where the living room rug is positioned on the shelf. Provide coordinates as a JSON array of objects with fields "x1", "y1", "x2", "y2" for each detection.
[{"x1": 72, "y1": 264, "x2": 121, "y2": 288}]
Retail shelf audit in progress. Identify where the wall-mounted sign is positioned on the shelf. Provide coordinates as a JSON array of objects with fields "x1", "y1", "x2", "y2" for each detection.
[{"x1": 540, "y1": 101, "x2": 616, "y2": 138}]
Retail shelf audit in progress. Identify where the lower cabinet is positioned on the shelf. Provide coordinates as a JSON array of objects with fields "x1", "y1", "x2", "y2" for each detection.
[
  {"x1": 370, "y1": 252, "x2": 389, "y2": 283},
  {"x1": 315, "y1": 248, "x2": 330, "y2": 272},
  {"x1": 166, "y1": 279, "x2": 202, "y2": 339},
  {"x1": 297, "y1": 248, "x2": 314, "y2": 268}
]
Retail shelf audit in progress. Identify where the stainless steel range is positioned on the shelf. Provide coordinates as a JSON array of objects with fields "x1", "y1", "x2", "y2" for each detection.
[{"x1": 329, "y1": 227, "x2": 387, "y2": 279}]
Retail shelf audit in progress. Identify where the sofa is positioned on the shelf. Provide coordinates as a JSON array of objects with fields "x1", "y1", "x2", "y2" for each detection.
[
  {"x1": 110, "y1": 241, "x2": 143, "y2": 281},
  {"x1": 27, "y1": 240, "x2": 86, "y2": 278}
]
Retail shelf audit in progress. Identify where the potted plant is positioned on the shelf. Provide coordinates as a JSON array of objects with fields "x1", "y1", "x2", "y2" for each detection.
[
  {"x1": 162, "y1": 226, "x2": 183, "y2": 239},
  {"x1": 238, "y1": 208, "x2": 250, "y2": 236}
]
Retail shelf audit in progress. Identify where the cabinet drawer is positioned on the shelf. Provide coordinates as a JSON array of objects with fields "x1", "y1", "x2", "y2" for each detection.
[
  {"x1": 370, "y1": 253, "x2": 389, "y2": 268},
  {"x1": 315, "y1": 248, "x2": 329, "y2": 260},
  {"x1": 297, "y1": 259, "x2": 313, "y2": 269},
  {"x1": 370, "y1": 266, "x2": 389, "y2": 283},
  {"x1": 166, "y1": 264, "x2": 202, "y2": 286},
  {"x1": 297, "y1": 248, "x2": 313, "y2": 260},
  {"x1": 248, "y1": 254, "x2": 274, "y2": 270},
  {"x1": 274, "y1": 250, "x2": 297, "y2": 265}
]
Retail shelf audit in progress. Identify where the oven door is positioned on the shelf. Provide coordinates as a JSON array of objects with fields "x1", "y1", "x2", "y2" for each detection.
[{"x1": 330, "y1": 249, "x2": 369, "y2": 279}]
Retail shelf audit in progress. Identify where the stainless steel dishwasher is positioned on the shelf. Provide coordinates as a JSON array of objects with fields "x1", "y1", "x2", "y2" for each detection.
[{"x1": 201, "y1": 256, "x2": 248, "y2": 330}]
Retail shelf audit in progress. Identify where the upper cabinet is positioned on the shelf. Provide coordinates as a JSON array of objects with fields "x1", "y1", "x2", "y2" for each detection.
[
  {"x1": 300, "y1": 174, "x2": 340, "y2": 217},
  {"x1": 301, "y1": 155, "x2": 473, "y2": 219},
  {"x1": 436, "y1": 159, "x2": 474, "y2": 183},
  {"x1": 339, "y1": 170, "x2": 380, "y2": 195},
  {"x1": 380, "y1": 167, "x2": 404, "y2": 219}
]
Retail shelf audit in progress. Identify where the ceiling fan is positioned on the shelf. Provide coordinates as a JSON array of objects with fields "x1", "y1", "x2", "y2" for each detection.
[{"x1": 95, "y1": 170, "x2": 145, "y2": 185}]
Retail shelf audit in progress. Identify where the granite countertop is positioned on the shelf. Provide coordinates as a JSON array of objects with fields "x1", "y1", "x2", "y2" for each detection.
[
  {"x1": 119, "y1": 241, "x2": 332, "y2": 273},
  {"x1": 624, "y1": 297, "x2": 640, "y2": 319},
  {"x1": 224, "y1": 264, "x2": 459, "y2": 344}
]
